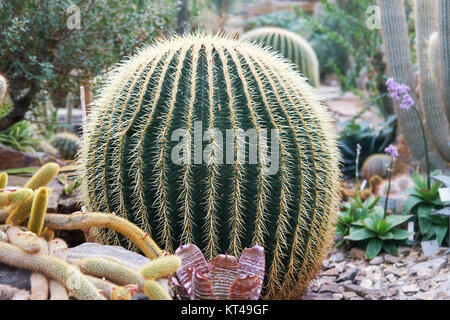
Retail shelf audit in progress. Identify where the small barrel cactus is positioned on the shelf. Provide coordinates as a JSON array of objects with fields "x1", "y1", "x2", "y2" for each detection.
[
  {"x1": 51, "y1": 132, "x2": 80, "y2": 160},
  {"x1": 241, "y1": 27, "x2": 320, "y2": 87},
  {"x1": 361, "y1": 154, "x2": 392, "y2": 180},
  {"x1": 78, "y1": 33, "x2": 340, "y2": 299}
]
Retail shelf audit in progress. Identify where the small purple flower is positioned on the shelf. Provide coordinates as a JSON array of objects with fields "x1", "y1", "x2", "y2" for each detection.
[
  {"x1": 385, "y1": 78, "x2": 415, "y2": 110},
  {"x1": 384, "y1": 144, "x2": 399, "y2": 158}
]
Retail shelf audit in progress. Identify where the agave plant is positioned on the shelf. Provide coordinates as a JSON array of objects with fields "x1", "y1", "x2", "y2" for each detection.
[{"x1": 171, "y1": 243, "x2": 265, "y2": 300}]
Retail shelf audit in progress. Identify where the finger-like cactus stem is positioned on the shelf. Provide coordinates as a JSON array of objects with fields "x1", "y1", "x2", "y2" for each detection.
[
  {"x1": 48, "y1": 239, "x2": 69, "y2": 300},
  {"x1": 0, "y1": 172, "x2": 7, "y2": 190},
  {"x1": 43, "y1": 212, "x2": 163, "y2": 259},
  {"x1": 30, "y1": 239, "x2": 49, "y2": 300},
  {"x1": 140, "y1": 255, "x2": 182, "y2": 280},
  {"x1": 111, "y1": 286, "x2": 133, "y2": 300},
  {"x1": 143, "y1": 280, "x2": 172, "y2": 300},
  {"x1": 27, "y1": 187, "x2": 50, "y2": 236},
  {"x1": 6, "y1": 162, "x2": 59, "y2": 226},
  {"x1": 0, "y1": 241, "x2": 105, "y2": 300},
  {"x1": 0, "y1": 188, "x2": 33, "y2": 207},
  {"x1": 6, "y1": 226, "x2": 42, "y2": 254},
  {"x1": 75, "y1": 257, "x2": 145, "y2": 290}
]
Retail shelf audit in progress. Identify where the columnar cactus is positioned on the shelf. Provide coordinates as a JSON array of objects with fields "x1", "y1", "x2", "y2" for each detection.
[
  {"x1": 415, "y1": 0, "x2": 450, "y2": 161},
  {"x1": 78, "y1": 33, "x2": 340, "y2": 299},
  {"x1": 241, "y1": 27, "x2": 320, "y2": 87},
  {"x1": 377, "y1": 0, "x2": 427, "y2": 163},
  {"x1": 51, "y1": 132, "x2": 80, "y2": 160},
  {"x1": 438, "y1": 0, "x2": 450, "y2": 121}
]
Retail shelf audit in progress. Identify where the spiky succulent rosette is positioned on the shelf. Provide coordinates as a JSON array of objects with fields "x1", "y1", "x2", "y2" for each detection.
[
  {"x1": 172, "y1": 243, "x2": 265, "y2": 300},
  {"x1": 241, "y1": 27, "x2": 320, "y2": 87},
  {"x1": 78, "y1": 33, "x2": 341, "y2": 299}
]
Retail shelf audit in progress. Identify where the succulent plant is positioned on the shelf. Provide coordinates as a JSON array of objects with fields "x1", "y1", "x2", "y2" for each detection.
[
  {"x1": 172, "y1": 243, "x2": 265, "y2": 300},
  {"x1": 78, "y1": 33, "x2": 340, "y2": 299},
  {"x1": 361, "y1": 154, "x2": 392, "y2": 180},
  {"x1": 241, "y1": 27, "x2": 320, "y2": 87},
  {"x1": 51, "y1": 132, "x2": 80, "y2": 160}
]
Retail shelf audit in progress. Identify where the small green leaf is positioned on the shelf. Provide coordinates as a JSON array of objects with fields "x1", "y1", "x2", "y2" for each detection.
[
  {"x1": 362, "y1": 217, "x2": 377, "y2": 232},
  {"x1": 382, "y1": 241, "x2": 398, "y2": 256},
  {"x1": 385, "y1": 214, "x2": 413, "y2": 231},
  {"x1": 402, "y1": 196, "x2": 423, "y2": 215},
  {"x1": 435, "y1": 225, "x2": 448, "y2": 246},
  {"x1": 345, "y1": 228, "x2": 377, "y2": 241},
  {"x1": 378, "y1": 231, "x2": 393, "y2": 240},
  {"x1": 376, "y1": 219, "x2": 390, "y2": 235},
  {"x1": 366, "y1": 238, "x2": 383, "y2": 259},
  {"x1": 390, "y1": 228, "x2": 411, "y2": 240}
]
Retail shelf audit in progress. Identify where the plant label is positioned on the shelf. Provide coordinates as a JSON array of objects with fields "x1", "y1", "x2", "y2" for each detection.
[
  {"x1": 438, "y1": 187, "x2": 450, "y2": 202},
  {"x1": 421, "y1": 240, "x2": 439, "y2": 256},
  {"x1": 407, "y1": 222, "x2": 414, "y2": 241}
]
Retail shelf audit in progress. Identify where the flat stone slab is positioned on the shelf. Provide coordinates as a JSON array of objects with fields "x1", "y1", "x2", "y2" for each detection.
[{"x1": 68, "y1": 242, "x2": 151, "y2": 270}]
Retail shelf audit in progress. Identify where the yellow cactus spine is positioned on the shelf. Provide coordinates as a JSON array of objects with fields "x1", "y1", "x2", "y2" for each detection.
[
  {"x1": 27, "y1": 187, "x2": 50, "y2": 235},
  {"x1": 140, "y1": 255, "x2": 181, "y2": 280},
  {"x1": 143, "y1": 280, "x2": 172, "y2": 300}
]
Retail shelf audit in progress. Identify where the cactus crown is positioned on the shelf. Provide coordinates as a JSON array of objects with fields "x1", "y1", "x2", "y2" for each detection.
[
  {"x1": 78, "y1": 33, "x2": 340, "y2": 299},
  {"x1": 241, "y1": 27, "x2": 320, "y2": 87},
  {"x1": 51, "y1": 132, "x2": 80, "y2": 160}
]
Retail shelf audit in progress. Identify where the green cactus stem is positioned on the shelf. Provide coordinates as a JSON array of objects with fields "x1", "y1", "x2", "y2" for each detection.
[
  {"x1": 0, "y1": 241, "x2": 105, "y2": 300},
  {"x1": 241, "y1": 27, "x2": 320, "y2": 87}
]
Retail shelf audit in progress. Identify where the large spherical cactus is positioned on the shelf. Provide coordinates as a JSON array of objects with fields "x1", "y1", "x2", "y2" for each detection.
[
  {"x1": 241, "y1": 27, "x2": 320, "y2": 87},
  {"x1": 78, "y1": 34, "x2": 340, "y2": 299}
]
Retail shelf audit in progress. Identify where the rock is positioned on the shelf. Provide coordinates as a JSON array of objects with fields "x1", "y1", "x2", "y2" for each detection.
[
  {"x1": 429, "y1": 257, "x2": 447, "y2": 272},
  {"x1": 337, "y1": 268, "x2": 359, "y2": 283},
  {"x1": 349, "y1": 248, "x2": 365, "y2": 259},
  {"x1": 342, "y1": 291, "x2": 357, "y2": 300},
  {"x1": 0, "y1": 284, "x2": 30, "y2": 300},
  {"x1": 419, "y1": 280, "x2": 431, "y2": 291},
  {"x1": 369, "y1": 256, "x2": 384, "y2": 265},
  {"x1": 319, "y1": 283, "x2": 341, "y2": 294},
  {"x1": 321, "y1": 268, "x2": 340, "y2": 277},
  {"x1": 402, "y1": 284, "x2": 420, "y2": 294},
  {"x1": 0, "y1": 264, "x2": 31, "y2": 290},
  {"x1": 343, "y1": 284, "x2": 372, "y2": 297},
  {"x1": 329, "y1": 251, "x2": 345, "y2": 263},
  {"x1": 384, "y1": 254, "x2": 401, "y2": 264},
  {"x1": 360, "y1": 279, "x2": 373, "y2": 289},
  {"x1": 332, "y1": 293, "x2": 344, "y2": 300},
  {"x1": 398, "y1": 246, "x2": 412, "y2": 257},
  {"x1": 335, "y1": 262, "x2": 346, "y2": 273},
  {"x1": 0, "y1": 144, "x2": 62, "y2": 170},
  {"x1": 68, "y1": 243, "x2": 151, "y2": 270},
  {"x1": 434, "y1": 280, "x2": 450, "y2": 299},
  {"x1": 386, "y1": 274, "x2": 397, "y2": 283}
]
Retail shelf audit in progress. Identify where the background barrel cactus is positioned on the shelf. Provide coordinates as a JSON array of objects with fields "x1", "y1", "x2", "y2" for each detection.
[
  {"x1": 78, "y1": 33, "x2": 340, "y2": 299},
  {"x1": 51, "y1": 132, "x2": 80, "y2": 160},
  {"x1": 241, "y1": 27, "x2": 320, "y2": 87}
]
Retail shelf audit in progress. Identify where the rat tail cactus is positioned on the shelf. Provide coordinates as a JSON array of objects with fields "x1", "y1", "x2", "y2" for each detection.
[
  {"x1": 241, "y1": 27, "x2": 320, "y2": 87},
  {"x1": 78, "y1": 33, "x2": 340, "y2": 299}
]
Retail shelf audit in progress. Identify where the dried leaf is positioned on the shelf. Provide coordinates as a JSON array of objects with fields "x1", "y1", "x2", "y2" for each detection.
[
  {"x1": 175, "y1": 243, "x2": 209, "y2": 298},
  {"x1": 229, "y1": 274, "x2": 261, "y2": 300},
  {"x1": 209, "y1": 254, "x2": 238, "y2": 300},
  {"x1": 192, "y1": 268, "x2": 216, "y2": 300}
]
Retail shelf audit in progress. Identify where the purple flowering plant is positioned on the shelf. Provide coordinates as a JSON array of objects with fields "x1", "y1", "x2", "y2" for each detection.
[{"x1": 385, "y1": 78, "x2": 431, "y2": 189}]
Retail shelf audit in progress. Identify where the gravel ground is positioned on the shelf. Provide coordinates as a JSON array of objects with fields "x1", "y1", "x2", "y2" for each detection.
[{"x1": 302, "y1": 247, "x2": 450, "y2": 300}]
